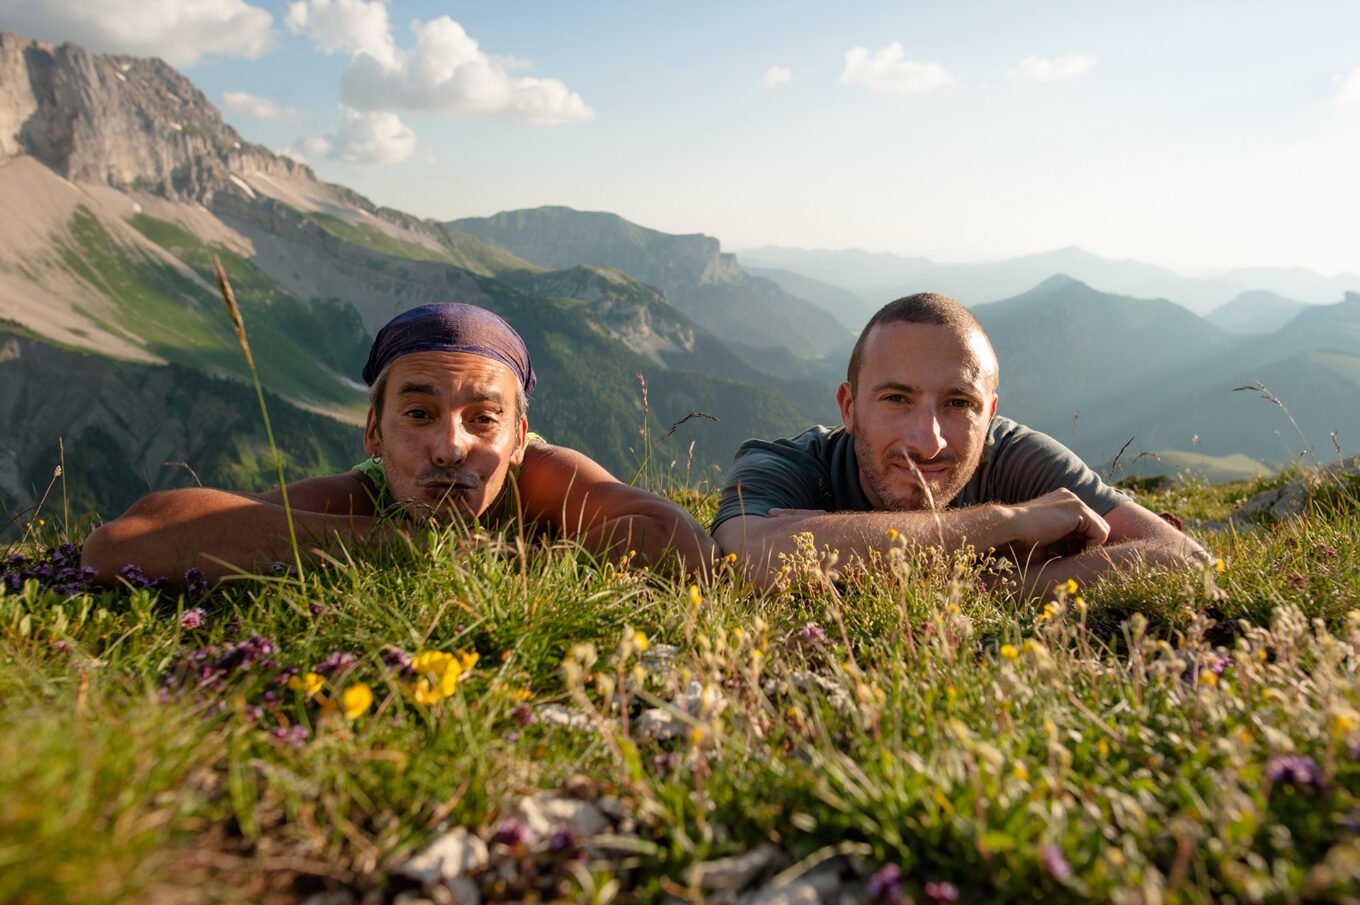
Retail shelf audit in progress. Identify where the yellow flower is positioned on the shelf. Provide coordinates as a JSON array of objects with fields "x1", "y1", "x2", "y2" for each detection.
[
  {"x1": 887, "y1": 528, "x2": 899, "y2": 540},
  {"x1": 1000, "y1": 644, "x2": 1019, "y2": 662},
  {"x1": 289, "y1": 672, "x2": 325, "y2": 697},
  {"x1": 1199, "y1": 671, "x2": 1219, "y2": 687},
  {"x1": 688, "y1": 585, "x2": 703, "y2": 607},
  {"x1": 457, "y1": 650, "x2": 480, "y2": 673},
  {"x1": 342, "y1": 683, "x2": 373, "y2": 719},
  {"x1": 409, "y1": 651, "x2": 463, "y2": 704},
  {"x1": 511, "y1": 687, "x2": 533, "y2": 703},
  {"x1": 1041, "y1": 602, "x2": 1058, "y2": 621},
  {"x1": 1012, "y1": 762, "x2": 1030, "y2": 781},
  {"x1": 1097, "y1": 739, "x2": 1110, "y2": 757},
  {"x1": 690, "y1": 726, "x2": 705, "y2": 745},
  {"x1": 947, "y1": 604, "x2": 962, "y2": 615},
  {"x1": 1065, "y1": 578, "x2": 1079, "y2": 595},
  {"x1": 1256, "y1": 648, "x2": 1269, "y2": 662},
  {"x1": 1215, "y1": 558, "x2": 1226, "y2": 574},
  {"x1": 724, "y1": 553, "x2": 738, "y2": 563},
  {"x1": 633, "y1": 630, "x2": 649, "y2": 653},
  {"x1": 1022, "y1": 639, "x2": 1040, "y2": 654}
]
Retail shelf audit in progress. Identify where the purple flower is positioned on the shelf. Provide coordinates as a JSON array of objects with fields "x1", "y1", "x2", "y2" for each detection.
[
  {"x1": 184, "y1": 568, "x2": 208, "y2": 597},
  {"x1": 180, "y1": 608, "x2": 207, "y2": 630},
  {"x1": 269, "y1": 725, "x2": 309, "y2": 747},
  {"x1": 1267, "y1": 754, "x2": 1323, "y2": 787},
  {"x1": 798, "y1": 622, "x2": 826, "y2": 641},
  {"x1": 1207, "y1": 654, "x2": 1233, "y2": 676},
  {"x1": 494, "y1": 819, "x2": 526, "y2": 846},
  {"x1": 381, "y1": 646, "x2": 414, "y2": 677},
  {"x1": 511, "y1": 704, "x2": 537, "y2": 726},
  {"x1": 868, "y1": 863, "x2": 904, "y2": 903},
  {"x1": 548, "y1": 829, "x2": 575, "y2": 853},
  {"x1": 1039, "y1": 843, "x2": 1072, "y2": 882},
  {"x1": 923, "y1": 882, "x2": 958, "y2": 903},
  {"x1": 315, "y1": 651, "x2": 357, "y2": 676}
]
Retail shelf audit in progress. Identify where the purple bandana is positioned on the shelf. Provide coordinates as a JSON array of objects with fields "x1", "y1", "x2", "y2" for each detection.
[{"x1": 361, "y1": 303, "x2": 536, "y2": 393}]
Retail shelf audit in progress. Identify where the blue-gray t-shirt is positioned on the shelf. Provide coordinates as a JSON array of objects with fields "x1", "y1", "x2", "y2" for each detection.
[{"x1": 712, "y1": 416, "x2": 1128, "y2": 531}]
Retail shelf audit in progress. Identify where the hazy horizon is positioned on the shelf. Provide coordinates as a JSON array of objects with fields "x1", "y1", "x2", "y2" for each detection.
[{"x1": 2, "y1": 1, "x2": 1358, "y2": 277}]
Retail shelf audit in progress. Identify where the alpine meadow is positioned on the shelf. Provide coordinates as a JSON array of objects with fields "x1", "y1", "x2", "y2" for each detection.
[{"x1": 4, "y1": 22, "x2": 1360, "y2": 905}]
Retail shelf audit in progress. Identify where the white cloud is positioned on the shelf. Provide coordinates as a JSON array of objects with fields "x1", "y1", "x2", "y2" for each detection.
[
  {"x1": 304, "y1": 107, "x2": 416, "y2": 165},
  {"x1": 286, "y1": 3, "x2": 593, "y2": 123},
  {"x1": 222, "y1": 91, "x2": 297, "y2": 121},
  {"x1": 763, "y1": 65, "x2": 792, "y2": 89},
  {"x1": 1337, "y1": 66, "x2": 1360, "y2": 107},
  {"x1": 841, "y1": 43, "x2": 957, "y2": 96},
  {"x1": 283, "y1": 0, "x2": 395, "y2": 67},
  {"x1": 1007, "y1": 54, "x2": 1097, "y2": 82},
  {"x1": 0, "y1": 0, "x2": 274, "y2": 67}
]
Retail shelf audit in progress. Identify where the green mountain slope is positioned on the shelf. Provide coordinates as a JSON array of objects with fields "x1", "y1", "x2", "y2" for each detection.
[{"x1": 450, "y1": 207, "x2": 854, "y2": 359}]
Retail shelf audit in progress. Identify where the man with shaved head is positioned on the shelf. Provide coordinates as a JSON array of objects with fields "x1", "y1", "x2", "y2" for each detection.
[
  {"x1": 84, "y1": 303, "x2": 716, "y2": 585},
  {"x1": 712, "y1": 293, "x2": 1204, "y2": 594}
]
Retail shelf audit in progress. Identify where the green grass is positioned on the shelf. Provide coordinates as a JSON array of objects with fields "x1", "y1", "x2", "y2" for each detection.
[{"x1": 3, "y1": 472, "x2": 1360, "y2": 902}]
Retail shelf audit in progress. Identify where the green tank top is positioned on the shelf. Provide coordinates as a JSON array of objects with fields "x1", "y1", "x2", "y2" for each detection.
[{"x1": 354, "y1": 432, "x2": 546, "y2": 524}]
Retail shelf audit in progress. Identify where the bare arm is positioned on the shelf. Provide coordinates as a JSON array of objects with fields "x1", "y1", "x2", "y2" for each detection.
[
  {"x1": 714, "y1": 488, "x2": 1110, "y2": 591},
  {"x1": 81, "y1": 473, "x2": 382, "y2": 586},
  {"x1": 517, "y1": 444, "x2": 717, "y2": 576},
  {"x1": 1006, "y1": 500, "x2": 1210, "y2": 599}
]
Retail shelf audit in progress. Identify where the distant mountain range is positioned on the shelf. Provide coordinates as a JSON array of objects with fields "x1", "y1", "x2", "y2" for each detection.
[
  {"x1": 738, "y1": 245, "x2": 1360, "y2": 317},
  {"x1": 0, "y1": 31, "x2": 1357, "y2": 523}
]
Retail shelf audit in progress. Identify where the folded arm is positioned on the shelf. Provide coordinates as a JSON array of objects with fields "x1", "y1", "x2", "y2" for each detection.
[
  {"x1": 1003, "y1": 500, "x2": 1209, "y2": 599},
  {"x1": 517, "y1": 444, "x2": 716, "y2": 576},
  {"x1": 715, "y1": 490, "x2": 1208, "y2": 596},
  {"x1": 81, "y1": 474, "x2": 381, "y2": 587}
]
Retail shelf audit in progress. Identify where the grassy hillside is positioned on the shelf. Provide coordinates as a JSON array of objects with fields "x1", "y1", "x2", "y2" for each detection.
[
  {"x1": 61, "y1": 208, "x2": 369, "y2": 417},
  {"x1": 0, "y1": 325, "x2": 364, "y2": 526},
  {"x1": 2, "y1": 470, "x2": 1360, "y2": 901}
]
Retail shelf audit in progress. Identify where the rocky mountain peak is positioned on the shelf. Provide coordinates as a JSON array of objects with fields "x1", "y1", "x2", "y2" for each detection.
[{"x1": 0, "y1": 31, "x2": 309, "y2": 201}]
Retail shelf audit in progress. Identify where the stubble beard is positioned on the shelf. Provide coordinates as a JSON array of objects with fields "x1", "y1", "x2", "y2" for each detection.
[{"x1": 854, "y1": 434, "x2": 971, "y2": 512}]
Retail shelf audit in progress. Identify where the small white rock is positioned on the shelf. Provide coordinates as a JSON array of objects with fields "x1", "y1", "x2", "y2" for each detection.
[
  {"x1": 511, "y1": 794, "x2": 610, "y2": 846},
  {"x1": 395, "y1": 827, "x2": 489, "y2": 885},
  {"x1": 536, "y1": 703, "x2": 595, "y2": 731}
]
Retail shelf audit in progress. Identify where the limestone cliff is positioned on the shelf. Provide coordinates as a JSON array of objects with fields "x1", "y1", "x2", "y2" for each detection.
[{"x1": 0, "y1": 32, "x2": 307, "y2": 201}]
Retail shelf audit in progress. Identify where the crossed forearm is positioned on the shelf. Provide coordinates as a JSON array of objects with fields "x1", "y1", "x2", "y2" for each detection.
[{"x1": 81, "y1": 488, "x2": 379, "y2": 586}]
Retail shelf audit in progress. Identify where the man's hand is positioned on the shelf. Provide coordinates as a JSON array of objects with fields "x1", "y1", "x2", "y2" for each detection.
[{"x1": 997, "y1": 489, "x2": 1110, "y2": 563}]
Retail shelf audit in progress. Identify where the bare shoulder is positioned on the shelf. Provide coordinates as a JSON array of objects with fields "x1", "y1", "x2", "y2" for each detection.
[
  {"x1": 519, "y1": 442, "x2": 619, "y2": 490},
  {"x1": 252, "y1": 470, "x2": 379, "y2": 516}
]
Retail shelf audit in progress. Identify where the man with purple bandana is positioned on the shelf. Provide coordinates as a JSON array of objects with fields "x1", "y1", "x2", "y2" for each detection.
[{"x1": 83, "y1": 303, "x2": 716, "y2": 585}]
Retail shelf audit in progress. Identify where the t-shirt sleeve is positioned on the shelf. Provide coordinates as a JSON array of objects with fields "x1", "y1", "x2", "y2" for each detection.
[
  {"x1": 984, "y1": 425, "x2": 1130, "y2": 515},
  {"x1": 712, "y1": 441, "x2": 827, "y2": 531}
]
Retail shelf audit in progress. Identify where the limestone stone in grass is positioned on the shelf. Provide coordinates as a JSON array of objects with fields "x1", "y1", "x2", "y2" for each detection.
[
  {"x1": 395, "y1": 827, "x2": 489, "y2": 885},
  {"x1": 689, "y1": 843, "x2": 787, "y2": 893},
  {"x1": 636, "y1": 706, "x2": 684, "y2": 741},
  {"x1": 511, "y1": 793, "x2": 609, "y2": 846},
  {"x1": 1235, "y1": 461, "x2": 1360, "y2": 522},
  {"x1": 736, "y1": 862, "x2": 844, "y2": 905},
  {"x1": 536, "y1": 703, "x2": 594, "y2": 731},
  {"x1": 784, "y1": 670, "x2": 854, "y2": 716}
]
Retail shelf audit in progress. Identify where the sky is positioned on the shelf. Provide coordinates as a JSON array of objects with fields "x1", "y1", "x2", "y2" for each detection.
[{"x1": 3, "y1": 0, "x2": 1359, "y2": 276}]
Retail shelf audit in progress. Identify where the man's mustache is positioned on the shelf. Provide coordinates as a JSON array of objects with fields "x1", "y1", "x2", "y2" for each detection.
[
  {"x1": 888, "y1": 453, "x2": 958, "y2": 468},
  {"x1": 415, "y1": 468, "x2": 481, "y2": 488}
]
